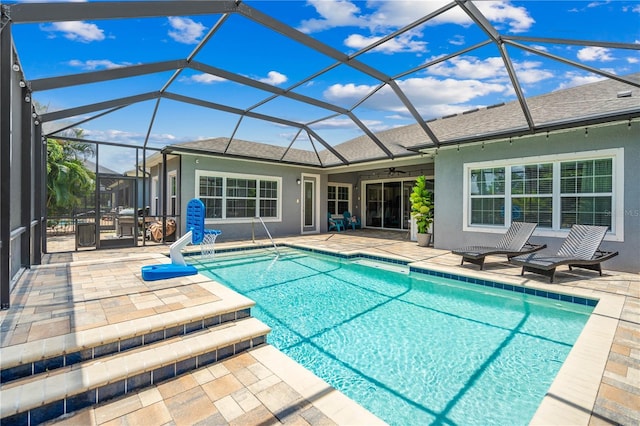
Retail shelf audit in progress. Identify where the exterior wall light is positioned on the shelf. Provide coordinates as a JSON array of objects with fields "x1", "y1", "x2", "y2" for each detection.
[{"x1": 296, "y1": 178, "x2": 301, "y2": 185}]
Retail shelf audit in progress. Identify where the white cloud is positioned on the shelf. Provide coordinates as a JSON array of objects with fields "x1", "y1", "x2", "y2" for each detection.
[
  {"x1": 323, "y1": 76, "x2": 509, "y2": 120},
  {"x1": 627, "y1": 57, "x2": 639, "y2": 64},
  {"x1": 427, "y1": 56, "x2": 508, "y2": 80},
  {"x1": 474, "y1": 1, "x2": 535, "y2": 33},
  {"x1": 449, "y1": 35, "x2": 465, "y2": 46},
  {"x1": 82, "y1": 128, "x2": 187, "y2": 150},
  {"x1": 530, "y1": 44, "x2": 548, "y2": 52},
  {"x1": 298, "y1": 0, "x2": 366, "y2": 33},
  {"x1": 320, "y1": 52, "x2": 559, "y2": 120},
  {"x1": 514, "y1": 61, "x2": 554, "y2": 84},
  {"x1": 167, "y1": 17, "x2": 206, "y2": 44},
  {"x1": 521, "y1": 44, "x2": 548, "y2": 57},
  {"x1": 299, "y1": 0, "x2": 534, "y2": 61},
  {"x1": 68, "y1": 59, "x2": 131, "y2": 70},
  {"x1": 426, "y1": 55, "x2": 553, "y2": 87},
  {"x1": 184, "y1": 73, "x2": 227, "y2": 84},
  {"x1": 41, "y1": 21, "x2": 105, "y2": 43},
  {"x1": 577, "y1": 46, "x2": 615, "y2": 62},
  {"x1": 345, "y1": 30, "x2": 427, "y2": 54},
  {"x1": 554, "y1": 72, "x2": 606, "y2": 91},
  {"x1": 77, "y1": 129, "x2": 172, "y2": 173},
  {"x1": 398, "y1": 76, "x2": 508, "y2": 105},
  {"x1": 307, "y1": 116, "x2": 387, "y2": 132},
  {"x1": 621, "y1": 4, "x2": 640, "y2": 13},
  {"x1": 310, "y1": 116, "x2": 359, "y2": 129},
  {"x1": 301, "y1": 0, "x2": 534, "y2": 33},
  {"x1": 258, "y1": 71, "x2": 288, "y2": 86},
  {"x1": 324, "y1": 82, "x2": 375, "y2": 101}
]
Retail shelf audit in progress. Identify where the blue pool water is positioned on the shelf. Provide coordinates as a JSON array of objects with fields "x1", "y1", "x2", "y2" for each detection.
[{"x1": 195, "y1": 247, "x2": 593, "y2": 425}]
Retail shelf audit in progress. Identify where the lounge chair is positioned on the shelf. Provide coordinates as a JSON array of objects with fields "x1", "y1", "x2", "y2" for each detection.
[
  {"x1": 510, "y1": 224, "x2": 618, "y2": 283},
  {"x1": 328, "y1": 213, "x2": 344, "y2": 232},
  {"x1": 452, "y1": 222, "x2": 546, "y2": 270},
  {"x1": 343, "y1": 211, "x2": 361, "y2": 230}
]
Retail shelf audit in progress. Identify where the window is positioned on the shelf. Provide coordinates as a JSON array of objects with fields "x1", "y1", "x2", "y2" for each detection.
[
  {"x1": 464, "y1": 149, "x2": 623, "y2": 239},
  {"x1": 168, "y1": 172, "x2": 177, "y2": 216},
  {"x1": 196, "y1": 171, "x2": 281, "y2": 221},
  {"x1": 511, "y1": 163, "x2": 553, "y2": 227},
  {"x1": 151, "y1": 176, "x2": 159, "y2": 216},
  {"x1": 327, "y1": 184, "x2": 350, "y2": 215},
  {"x1": 199, "y1": 176, "x2": 222, "y2": 218},
  {"x1": 469, "y1": 167, "x2": 505, "y2": 226},
  {"x1": 560, "y1": 159, "x2": 612, "y2": 228}
]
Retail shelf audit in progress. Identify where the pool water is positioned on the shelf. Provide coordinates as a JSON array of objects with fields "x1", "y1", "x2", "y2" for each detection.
[{"x1": 195, "y1": 247, "x2": 593, "y2": 426}]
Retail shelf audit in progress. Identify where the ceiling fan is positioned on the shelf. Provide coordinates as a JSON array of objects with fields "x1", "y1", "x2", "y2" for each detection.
[{"x1": 388, "y1": 167, "x2": 407, "y2": 176}]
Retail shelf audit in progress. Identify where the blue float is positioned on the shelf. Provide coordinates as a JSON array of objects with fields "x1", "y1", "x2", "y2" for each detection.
[{"x1": 141, "y1": 263, "x2": 198, "y2": 281}]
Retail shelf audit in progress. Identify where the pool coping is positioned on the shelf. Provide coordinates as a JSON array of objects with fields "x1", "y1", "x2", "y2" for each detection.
[
  {"x1": 190, "y1": 242, "x2": 625, "y2": 425},
  {"x1": 196, "y1": 244, "x2": 600, "y2": 307}
]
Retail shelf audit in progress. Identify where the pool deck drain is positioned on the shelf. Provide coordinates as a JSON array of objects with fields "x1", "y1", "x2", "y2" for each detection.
[{"x1": 1, "y1": 230, "x2": 638, "y2": 425}]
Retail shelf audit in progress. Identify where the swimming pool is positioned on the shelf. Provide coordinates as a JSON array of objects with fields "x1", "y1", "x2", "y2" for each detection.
[{"x1": 195, "y1": 247, "x2": 593, "y2": 425}]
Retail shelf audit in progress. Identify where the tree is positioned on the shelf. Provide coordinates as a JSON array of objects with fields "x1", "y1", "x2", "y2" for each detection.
[
  {"x1": 46, "y1": 135, "x2": 95, "y2": 216},
  {"x1": 410, "y1": 175, "x2": 433, "y2": 234},
  {"x1": 35, "y1": 100, "x2": 97, "y2": 217}
]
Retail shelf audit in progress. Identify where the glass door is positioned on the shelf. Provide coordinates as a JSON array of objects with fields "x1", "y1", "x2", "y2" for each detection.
[
  {"x1": 302, "y1": 174, "x2": 319, "y2": 233},
  {"x1": 364, "y1": 180, "x2": 423, "y2": 230},
  {"x1": 383, "y1": 181, "x2": 401, "y2": 229},
  {"x1": 366, "y1": 183, "x2": 382, "y2": 227}
]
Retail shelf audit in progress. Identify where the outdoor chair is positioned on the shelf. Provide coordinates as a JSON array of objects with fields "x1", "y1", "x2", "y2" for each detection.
[
  {"x1": 510, "y1": 224, "x2": 618, "y2": 283},
  {"x1": 452, "y1": 222, "x2": 546, "y2": 270},
  {"x1": 328, "y1": 212, "x2": 344, "y2": 232},
  {"x1": 343, "y1": 211, "x2": 361, "y2": 230}
]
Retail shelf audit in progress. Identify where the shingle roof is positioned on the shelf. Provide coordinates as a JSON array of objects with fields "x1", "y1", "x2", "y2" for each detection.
[
  {"x1": 332, "y1": 73, "x2": 639, "y2": 161},
  {"x1": 168, "y1": 73, "x2": 639, "y2": 167},
  {"x1": 167, "y1": 137, "x2": 324, "y2": 166}
]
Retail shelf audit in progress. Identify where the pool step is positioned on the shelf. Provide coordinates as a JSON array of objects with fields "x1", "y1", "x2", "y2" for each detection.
[
  {"x1": 0, "y1": 293, "x2": 255, "y2": 385},
  {"x1": 0, "y1": 317, "x2": 271, "y2": 425}
]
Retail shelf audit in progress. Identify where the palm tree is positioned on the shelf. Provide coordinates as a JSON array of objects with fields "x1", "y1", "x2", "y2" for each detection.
[
  {"x1": 46, "y1": 135, "x2": 95, "y2": 217},
  {"x1": 35, "y1": 101, "x2": 96, "y2": 217}
]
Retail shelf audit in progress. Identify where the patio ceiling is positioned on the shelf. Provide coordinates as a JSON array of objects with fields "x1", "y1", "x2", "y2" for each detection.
[{"x1": 5, "y1": 0, "x2": 640, "y2": 169}]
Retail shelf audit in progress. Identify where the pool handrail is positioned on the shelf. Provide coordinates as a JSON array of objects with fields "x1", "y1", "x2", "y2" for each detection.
[{"x1": 252, "y1": 216, "x2": 279, "y2": 256}]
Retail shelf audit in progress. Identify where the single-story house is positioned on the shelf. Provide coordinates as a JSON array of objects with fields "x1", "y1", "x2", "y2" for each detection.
[{"x1": 145, "y1": 75, "x2": 639, "y2": 273}]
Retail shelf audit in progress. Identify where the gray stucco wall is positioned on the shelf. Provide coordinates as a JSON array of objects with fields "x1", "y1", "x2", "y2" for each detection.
[
  {"x1": 435, "y1": 122, "x2": 640, "y2": 273},
  {"x1": 178, "y1": 154, "x2": 322, "y2": 241}
]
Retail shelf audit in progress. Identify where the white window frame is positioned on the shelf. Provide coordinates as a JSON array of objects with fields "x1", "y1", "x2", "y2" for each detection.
[
  {"x1": 195, "y1": 170, "x2": 282, "y2": 223},
  {"x1": 462, "y1": 148, "x2": 624, "y2": 241},
  {"x1": 327, "y1": 182, "x2": 352, "y2": 215}
]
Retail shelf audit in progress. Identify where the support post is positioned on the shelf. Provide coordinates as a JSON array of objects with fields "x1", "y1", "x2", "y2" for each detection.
[
  {"x1": 0, "y1": 18, "x2": 12, "y2": 309},
  {"x1": 33, "y1": 122, "x2": 43, "y2": 264},
  {"x1": 21, "y1": 86, "x2": 32, "y2": 268}
]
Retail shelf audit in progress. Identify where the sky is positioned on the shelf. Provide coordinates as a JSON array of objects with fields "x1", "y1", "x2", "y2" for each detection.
[{"x1": 11, "y1": 0, "x2": 640, "y2": 172}]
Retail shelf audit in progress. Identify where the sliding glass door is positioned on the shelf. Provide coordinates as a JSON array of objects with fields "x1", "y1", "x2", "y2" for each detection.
[{"x1": 364, "y1": 179, "x2": 429, "y2": 231}]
